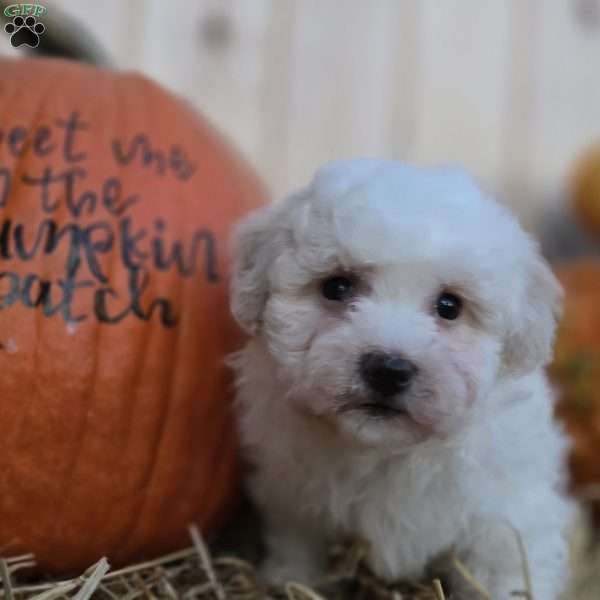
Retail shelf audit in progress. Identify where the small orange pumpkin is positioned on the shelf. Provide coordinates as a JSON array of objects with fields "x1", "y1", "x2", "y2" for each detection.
[
  {"x1": 571, "y1": 143, "x2": 600, "y2": 238},
  {"x1": 551, "y1": 260, "x2": 600, "y2": 492},
  {"x1": 0, "y1": 58, "x2": 265, "y2": 571}
]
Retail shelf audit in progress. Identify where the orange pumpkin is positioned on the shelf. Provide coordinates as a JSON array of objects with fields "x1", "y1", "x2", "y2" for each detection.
[
  {"x1": 571, "y1": 143, "x2": 600, "y2": 237},
  {"x1": 0, "y1": 58, "x2": 265, "y2": 572},
  {"x1": 551, "y1": 261, "x2": 600, "y2": 492}
]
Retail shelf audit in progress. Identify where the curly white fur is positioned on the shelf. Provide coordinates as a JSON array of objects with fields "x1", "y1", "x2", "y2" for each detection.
[{"x1": 229, "y1": 159, "x2": 574, "y2": 599}]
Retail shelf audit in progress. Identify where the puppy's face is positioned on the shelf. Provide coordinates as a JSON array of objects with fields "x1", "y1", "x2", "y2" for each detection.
[{"x1": 232, "y1": 161, "x2": 562, "y2": 449}]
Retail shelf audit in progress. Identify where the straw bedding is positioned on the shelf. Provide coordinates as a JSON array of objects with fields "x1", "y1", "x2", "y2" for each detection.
[{"x1": 0, "y1": 523, "x2": 535, "y2": 600}]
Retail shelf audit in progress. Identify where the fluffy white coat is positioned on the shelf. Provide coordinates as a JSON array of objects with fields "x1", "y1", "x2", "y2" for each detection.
[{"x1": 229, "y1": 160, "x2": 573, "y2": 599}]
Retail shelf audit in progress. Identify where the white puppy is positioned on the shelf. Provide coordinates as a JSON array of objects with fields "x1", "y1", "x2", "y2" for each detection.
[{"x1": 229, "y1": 160, "x2": 573, "y2": 599}]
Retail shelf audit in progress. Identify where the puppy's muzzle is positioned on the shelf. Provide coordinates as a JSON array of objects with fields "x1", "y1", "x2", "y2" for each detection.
[{"x1": 359, "y1": 351, "x2": 417, "y2": 401}]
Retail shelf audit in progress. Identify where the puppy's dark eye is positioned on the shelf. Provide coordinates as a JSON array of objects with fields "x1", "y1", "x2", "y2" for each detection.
[
  {"x1": 321, "y1": 276, "x2": 354, "y2": 302},
  {"x1": 436, "y1": 292, "x2": 462, "y2": 320}
]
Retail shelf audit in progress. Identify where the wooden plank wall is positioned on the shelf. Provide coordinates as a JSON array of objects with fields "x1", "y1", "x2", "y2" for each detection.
[{"x1": 2, "y1": 0, "x2": 600, "y2": 228}]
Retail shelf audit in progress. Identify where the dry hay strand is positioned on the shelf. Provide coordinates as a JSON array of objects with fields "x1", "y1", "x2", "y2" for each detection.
[{"x1": 0, "y1": 524, "x2": 537, "y2": 600}]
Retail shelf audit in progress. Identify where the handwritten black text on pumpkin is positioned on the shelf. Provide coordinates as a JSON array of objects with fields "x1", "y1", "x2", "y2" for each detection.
[{"x1": 0, "y1": 111, "x2": 217, "y2": 327}]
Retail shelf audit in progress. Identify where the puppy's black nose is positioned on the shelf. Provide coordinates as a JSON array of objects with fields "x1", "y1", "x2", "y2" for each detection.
[{"x1": 359, "y1": 352, "x2": 417, "y2": 397}]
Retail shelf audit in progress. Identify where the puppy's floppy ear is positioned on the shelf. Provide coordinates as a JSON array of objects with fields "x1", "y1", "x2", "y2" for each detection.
[
  {"x1": 230, "y1": 204, "x2": 283, "y2": 334},
  {"x1": 502, "y1": 250, "x2": 563, "y2": 375}
]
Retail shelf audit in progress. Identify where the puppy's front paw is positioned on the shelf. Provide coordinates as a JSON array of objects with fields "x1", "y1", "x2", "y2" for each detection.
[
  {"x1": 260, "y1": 556, "x2": 323, "y2": 586},
  {"x1": 259, "y1": 519, "x2": 328, "y2": 586}
]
